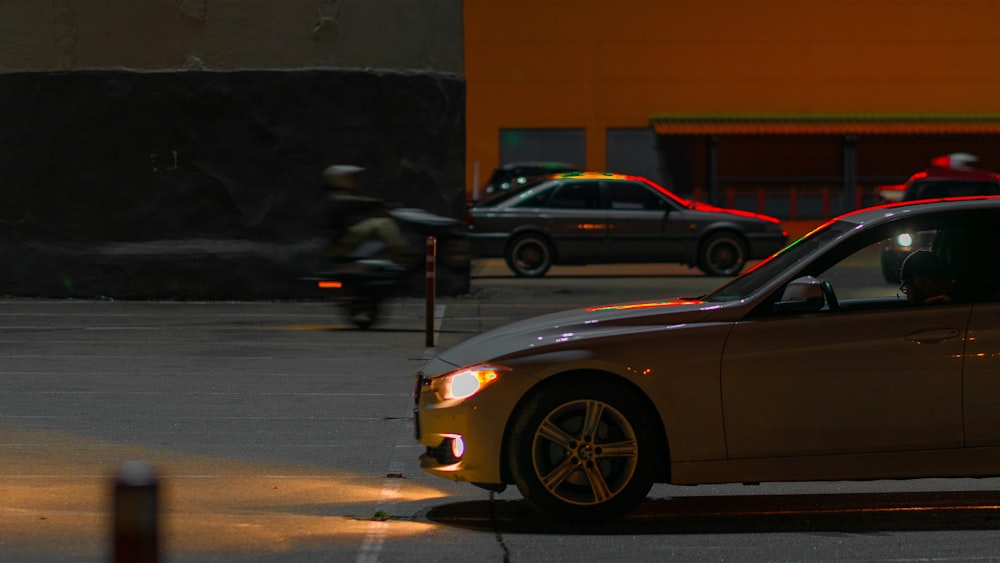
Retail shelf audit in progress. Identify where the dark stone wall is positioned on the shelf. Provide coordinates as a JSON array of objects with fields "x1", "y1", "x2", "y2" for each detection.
[{"x1": 0, "y1": 69, "x2": 468, "y2": 299}]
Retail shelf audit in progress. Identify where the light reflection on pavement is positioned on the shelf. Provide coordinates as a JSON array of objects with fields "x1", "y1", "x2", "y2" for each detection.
[{"x1": 0, "y1": 428, "x2": 443, "y2": 557}]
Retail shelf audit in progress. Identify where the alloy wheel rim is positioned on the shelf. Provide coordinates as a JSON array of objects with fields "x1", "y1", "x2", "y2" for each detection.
[{"x1": 530, "y1": 399, "x2": 639, "y2": 506}]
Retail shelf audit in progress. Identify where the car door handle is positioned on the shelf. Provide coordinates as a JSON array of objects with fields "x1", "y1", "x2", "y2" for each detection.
[{"x1": 905, "y1": 328, "x2": 961, "y2": 344}]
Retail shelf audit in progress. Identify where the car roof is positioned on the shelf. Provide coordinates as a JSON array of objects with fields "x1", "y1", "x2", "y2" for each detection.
[
  {"x1": 547, "y1": 171, "x2": 642, "y2": 181},
  {"x1": 832, "y1": 196, "x2": 1000, "y2": 229}
]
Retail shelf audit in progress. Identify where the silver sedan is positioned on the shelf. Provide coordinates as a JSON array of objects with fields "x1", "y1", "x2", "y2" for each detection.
[{"x1": 414, "y1": 196, "x2": 1000, "y2": 522}]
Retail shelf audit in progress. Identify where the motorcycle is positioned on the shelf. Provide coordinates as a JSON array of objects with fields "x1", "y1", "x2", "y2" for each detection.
[{"x1": 307, "y1": 207, "x2": 470, "y2": 329}]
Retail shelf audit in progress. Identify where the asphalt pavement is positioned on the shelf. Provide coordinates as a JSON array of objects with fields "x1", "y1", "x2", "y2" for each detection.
[{"x1": 6, "y1": 219, "x2": 1000, "y2": 562}]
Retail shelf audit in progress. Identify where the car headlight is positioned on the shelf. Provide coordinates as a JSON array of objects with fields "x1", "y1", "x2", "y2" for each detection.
[
  {"x1": 430, "y1": 364, "x2": 509, "y2": 401},
  {"x1": 895, "y1": 233, "x2": 913, "y2": 247}
]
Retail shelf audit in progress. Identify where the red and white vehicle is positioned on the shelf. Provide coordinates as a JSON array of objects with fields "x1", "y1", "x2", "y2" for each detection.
[{"x1": 878, "y1": 153, "x2": 1000, "y2": 203}]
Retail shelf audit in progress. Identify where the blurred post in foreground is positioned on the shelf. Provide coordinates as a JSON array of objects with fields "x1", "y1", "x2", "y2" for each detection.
[{"x1": 113, "y1": 461, "x2": 160, "y2": 563}]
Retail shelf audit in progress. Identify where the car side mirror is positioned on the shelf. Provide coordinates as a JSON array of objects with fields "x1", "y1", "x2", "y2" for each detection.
[{"x1": 774, "y1": 276, "x2": 825, "y2": 313}]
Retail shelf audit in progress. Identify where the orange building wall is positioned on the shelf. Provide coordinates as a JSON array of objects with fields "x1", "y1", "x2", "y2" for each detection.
[{"x1": 465, "y1": 0, "x2": 1000, "y2": 189}]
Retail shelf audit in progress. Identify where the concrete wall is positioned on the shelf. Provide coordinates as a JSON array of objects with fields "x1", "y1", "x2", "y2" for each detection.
[
  {"x1": 0, "y1": 0, "x2": 463, "y2": 72},
  {"x1": 0, "y1": 1, "x2": 468, "y2": 299}
]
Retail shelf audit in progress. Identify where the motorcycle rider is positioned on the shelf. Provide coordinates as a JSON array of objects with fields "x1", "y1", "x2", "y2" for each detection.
[{"x1": 323, "y1": 164, "x2": 413, "y2": 266}]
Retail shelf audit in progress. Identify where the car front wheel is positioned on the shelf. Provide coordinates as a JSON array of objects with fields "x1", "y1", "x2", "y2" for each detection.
[
  {"x1": 505, "y1": 234, "x2": 554, "y2": 277},
  {"x1": 508, "y1": 379, "x2": 658, "y2": 523},
  {"x1": 698, "y1": 232, "x2": 747, "y2": 276}
]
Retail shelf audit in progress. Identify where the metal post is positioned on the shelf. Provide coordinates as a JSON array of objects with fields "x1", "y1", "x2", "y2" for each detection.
[
  {"x1": 707, "y1": 135, "x2": 719, "y2": 206},
  {"x1": 472, "y1": 160, "x2": 480, "y2": 202},
  {"x1": 843, "y1": 135, "x2": 858, "y2": 210},
  {"x1": 113, "y1": 461, "x2": 159, "y2": 563},
  {"x1": 425, "y1": 236, "x2": 436, "y2": 347}
]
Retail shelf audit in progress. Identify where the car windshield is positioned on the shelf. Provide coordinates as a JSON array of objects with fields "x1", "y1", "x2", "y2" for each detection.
[{"x1": 704, "y1": 220, "x2": 855, "y2": 302}]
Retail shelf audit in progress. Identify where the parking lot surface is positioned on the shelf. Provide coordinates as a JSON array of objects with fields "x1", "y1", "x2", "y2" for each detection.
[{"x1": 4, "y1": 256, "x2": 1000, "y2": 562}]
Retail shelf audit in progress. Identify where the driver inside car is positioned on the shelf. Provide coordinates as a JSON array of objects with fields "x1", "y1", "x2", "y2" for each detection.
[{"x1": 899, "y1": 250, "x2": 954, "y2": 305}]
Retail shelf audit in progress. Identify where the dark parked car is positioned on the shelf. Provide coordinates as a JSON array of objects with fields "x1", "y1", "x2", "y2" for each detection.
[
  {"x1": 415, "y1": 196, "x2": 1000, "y2": 523},
  {"x1": 467, "y1": 172, "x2": 788, "y2": 276},
  {"x1": 481, "y1": 161, "x2": 580, "y2": 196}
]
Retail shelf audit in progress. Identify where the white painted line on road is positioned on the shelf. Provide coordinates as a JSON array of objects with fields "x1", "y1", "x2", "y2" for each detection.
[
  {"x1": 358, "y1": 304, "x2": 444, "y2": 560},
  {"x1": 356, "y1": 419, "x2": 413, "y2": 563}
]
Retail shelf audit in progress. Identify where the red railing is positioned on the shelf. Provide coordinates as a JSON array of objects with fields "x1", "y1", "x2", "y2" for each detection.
[{"x1": 690, "y1": 186, "x2": 878, "y2": 220}]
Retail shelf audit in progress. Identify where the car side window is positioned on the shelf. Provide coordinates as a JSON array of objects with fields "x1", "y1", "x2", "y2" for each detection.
[
  {"x1": 759, "y1": 214, "x2": 982, "y2": 317},
  {"x1": 606, "y1": 182, "x2": 665, "y2": 211},
  {"x1": 538, "y1": 182, "x2": 601, "y2": 209},
  {"x1": 813, "y1": 216, "x2": 976, "y2": 310},
  {"x1": 819, "y1": 232, "x2": 936, "y2": 304},
  {"x1": 909, "y1": 180, "x2": 1000, "y2": 200}
]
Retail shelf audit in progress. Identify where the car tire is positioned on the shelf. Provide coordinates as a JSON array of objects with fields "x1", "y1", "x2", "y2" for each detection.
[
  {"x1": 698, "y1": 232, "x2": 747, "y2": 276},
  {"x1": 505, "y1": 234, "x2": 554, "y2": 277},
  {"x1": 508, "y1": 378, "x2": 659, "y2": 523}
]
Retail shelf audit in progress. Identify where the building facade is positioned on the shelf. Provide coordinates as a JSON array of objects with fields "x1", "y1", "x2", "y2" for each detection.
[{"x1": 464, "y1": 0, "x2": 1000, "y2": 216}]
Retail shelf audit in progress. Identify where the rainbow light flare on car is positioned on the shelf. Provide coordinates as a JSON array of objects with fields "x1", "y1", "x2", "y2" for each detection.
[{"x1": 588, "y1": 299, "x2": 704, "y2": 312}]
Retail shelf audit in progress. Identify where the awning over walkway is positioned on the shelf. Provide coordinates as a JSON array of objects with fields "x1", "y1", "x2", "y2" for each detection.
[{"x1": 649, "y1": 113, "x2": 1000, "y2": 135}]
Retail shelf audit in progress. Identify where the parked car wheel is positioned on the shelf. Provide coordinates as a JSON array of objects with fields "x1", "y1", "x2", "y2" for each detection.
[
  {"x1": 508, "y1": 379, "x2": 658, "y2": 523},
  {"x1": 698, "y1": 232, "x2": 747, "y2": 276},
  {"x1": 505, "y1": 234, "x2": 554, "y2": 277}
]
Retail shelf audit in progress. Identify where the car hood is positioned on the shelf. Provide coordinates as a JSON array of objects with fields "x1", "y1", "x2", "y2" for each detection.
[{"x1": 426, "y1": 298, "x2": 721, "y2": 374}]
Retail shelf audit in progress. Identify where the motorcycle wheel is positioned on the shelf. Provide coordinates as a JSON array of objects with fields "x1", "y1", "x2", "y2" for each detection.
[{"x1": 347, "y1": 300, "x2": 379, "y2": 329}]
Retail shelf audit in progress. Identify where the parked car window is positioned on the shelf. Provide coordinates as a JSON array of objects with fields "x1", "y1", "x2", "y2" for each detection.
[
  {"x1": 908, "y1": 180, "x2": 1000, "y2": 200},
  {"x1": 537, "y1": 181, "x2": 601, "y2": 209},
  {"x1": 515, "y1": 184, "x2": 556, "y2": 207},
  {"x1": 477, "y1": 178, "x2": 552, "y2": 207},
  {"x1": 481, "y1": 161, "x2": 580, "y2": 194},
  {"x1": 606, "y1": 181, "x2": 666, "y2": 211}
]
